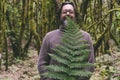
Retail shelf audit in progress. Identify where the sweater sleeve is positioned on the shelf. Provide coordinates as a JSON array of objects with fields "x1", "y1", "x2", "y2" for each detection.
[
  {"x1": 86, "y1": 33, "x2": 95, "y2": 72},
  {"x1": 37, "y1": 34, "x2": 51, "y2": 80}
]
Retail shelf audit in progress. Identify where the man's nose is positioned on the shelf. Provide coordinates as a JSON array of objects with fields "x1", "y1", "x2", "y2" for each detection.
[{"x1": 66, "y1": 12, "x2": 70, "y2": 15}]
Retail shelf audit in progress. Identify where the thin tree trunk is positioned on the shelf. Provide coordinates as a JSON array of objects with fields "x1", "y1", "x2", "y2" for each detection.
[
  {"x1": 80, "y1": 0, "x2": 90, "y2": 26},
  {"x1": 18, "y1": 0, "x2": 27, "y2": 58},
  {"x1": 4, "y1": 30, "x2": 8, "y2": 71},
  {"x1": 104, "y1": 0, "x2": 113, "y2": 53},
  {"x1": 2, "y1": 0, "x2": 8, "y2": 71}
]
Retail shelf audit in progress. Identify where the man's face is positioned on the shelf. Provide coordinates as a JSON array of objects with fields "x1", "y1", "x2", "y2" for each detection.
[{"x1": 60, "y1": 4, "x2": 76, "y2": 26}]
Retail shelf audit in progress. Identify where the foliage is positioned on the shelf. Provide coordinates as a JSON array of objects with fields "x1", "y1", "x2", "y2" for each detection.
[
  {"x1": 42, "y1": 18, "x2": 93, "y2": 80},
  {"x1": 112, "y1": 11, "x2": 120, "y2": 47},
  {"x1": 90, "y1": 49, "x2": 120, "y2": 80}
]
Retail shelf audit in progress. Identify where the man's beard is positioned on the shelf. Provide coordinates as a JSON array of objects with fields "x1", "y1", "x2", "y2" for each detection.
[
  {"x1": 60, "y1": 16, "x2": 69, "y2": 27},
  {"x1": 63, "y1": 19, "x2": 68, "y2": 26},
  {"x1": 60, "y1": 16, "x2": 75, "y2": 26}
]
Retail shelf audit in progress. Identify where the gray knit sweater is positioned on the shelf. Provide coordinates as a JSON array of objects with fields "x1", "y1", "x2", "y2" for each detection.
[{"x1": 37, "y1": 29, "x2": 95, "y2": 80}]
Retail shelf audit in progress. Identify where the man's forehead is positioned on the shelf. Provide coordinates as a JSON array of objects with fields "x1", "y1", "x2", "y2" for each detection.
[{"x1": 62, "y1": 4, "x2": 74, "y2": 10}]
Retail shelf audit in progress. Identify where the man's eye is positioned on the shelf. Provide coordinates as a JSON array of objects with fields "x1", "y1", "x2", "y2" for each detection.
[
  {"x1": 62, "y1": 10, "x2": 74, "y2": 14},
  {"x1": 62, "y1": 11, "x2": 67, "y2": 14},
  {"x1": 69, "y1": 10, "x2": 74, "y2": 13},
  {"x1": 70, "y1": 11, "x2": 74, "y2": 13}
]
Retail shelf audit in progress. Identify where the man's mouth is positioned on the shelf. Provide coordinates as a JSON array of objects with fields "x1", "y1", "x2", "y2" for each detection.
[{"x1": 63, "y1": 16, "x2": 72, "y2": 20}]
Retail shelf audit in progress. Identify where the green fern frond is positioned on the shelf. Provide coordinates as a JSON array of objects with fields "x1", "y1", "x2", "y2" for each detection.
[
  {"x1": 43, "y1": 72, "x2": 77, "y2": 80},
  {"x1": 69, "y1": 54, "x2": 89, "y2": 62},
  {"x1": 69, "y1": 62, "x2": 94, "y2": 68},
  {"x1": 69, "y1": 70, "x2": 92, "y2": 77},
  {"x1": 43, "y1": 72, "x2": 69, "y2": 80},
  {"x1": 62, "y1": 42, "x2": 89, "y2": 51},
  {"x1": 48, "y1": 53, "x2": 70, "y2": 65},
  {"x1": 73, "y1": 49, "x2": 90, "y2": 56},
  {"x1": 45, "y1": 65, "x2": 69, "y2": 73},
  {"x1": 43, "y1": 17, "x2": 93, "y2": 80},
  {"x1": 56, "y1": 45, "x2": 73, "y2": 53},
  {"x1": 53, "y1": 48, "x2": 73, "y2": 61}
]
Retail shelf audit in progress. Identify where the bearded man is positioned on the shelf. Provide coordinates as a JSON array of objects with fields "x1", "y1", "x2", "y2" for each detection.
[{"x1": 37, "y1": 1, "x2": 95, "y2": 80}]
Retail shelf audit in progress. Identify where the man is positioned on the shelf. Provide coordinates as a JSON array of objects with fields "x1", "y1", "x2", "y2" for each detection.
[{"x1": 37, "y1": 1, "x2": 95, "y2": 80}]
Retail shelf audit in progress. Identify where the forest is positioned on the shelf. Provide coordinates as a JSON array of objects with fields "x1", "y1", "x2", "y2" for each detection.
[{"x1": 0, "y1": 0, "x2": 120, "y2": 80}]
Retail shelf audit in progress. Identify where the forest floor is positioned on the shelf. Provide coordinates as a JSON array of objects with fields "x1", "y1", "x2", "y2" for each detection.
[
  {"x1": 0, "y1": 47, "x2": 120, "y2": 80},
  {"x1": 0, "y1": 49, "x2": 40, "y2": 80}
]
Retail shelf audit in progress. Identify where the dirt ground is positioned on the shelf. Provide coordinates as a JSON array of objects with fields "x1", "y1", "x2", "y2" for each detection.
[
  {"x1": 0, "y1": 48, "x2": 120, "y2": 80},
  {"x1": 0, "y1": 49, "x2": 40, "y2": 80}
]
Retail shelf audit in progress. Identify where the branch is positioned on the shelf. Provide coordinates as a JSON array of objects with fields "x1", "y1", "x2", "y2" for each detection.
[
  {"x1": 94, "y1": 26, "x2": 108, "y2": 53},
  {"x1": 80, "y1": 0, "x2": 90, "y2": 23},
  {"x1": 87, "y1": 8, "x2": 120, "y2": 30}
]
